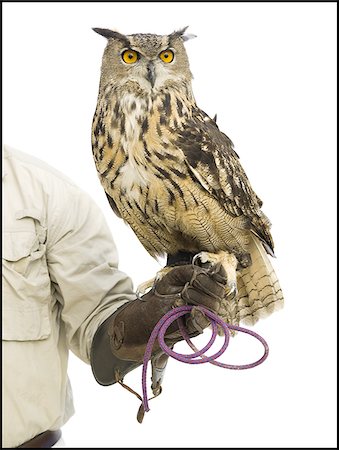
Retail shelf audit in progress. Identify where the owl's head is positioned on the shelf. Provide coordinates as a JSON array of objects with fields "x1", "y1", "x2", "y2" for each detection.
[{"x1": 93, "y1": 27, "x2": 195, "y2": 93}]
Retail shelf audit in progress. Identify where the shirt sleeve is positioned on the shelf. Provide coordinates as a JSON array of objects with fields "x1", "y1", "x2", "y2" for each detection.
[{"x1": 46, "y1": 179, "x2": 136, "y2": 364}]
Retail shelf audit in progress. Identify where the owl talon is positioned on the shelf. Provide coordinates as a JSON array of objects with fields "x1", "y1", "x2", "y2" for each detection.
[
  {"x1": 192, "y1": 252, "x2": 215, "y2": 268},
  {"x1": 136, "y1": 278, "x2": 156, "y2": 299},
  {"x1": 136, "y1": 267, "x2": 173, "y2": 299},
  {"x1": 192, "y1": 253, "x2": 201, "y2": 266},
  {"x1": 226, "y1": 282, "x2": 238, "y2": 300},
  {"x1": 135, "y1": 288, "x2": 146, "y2": 300}
]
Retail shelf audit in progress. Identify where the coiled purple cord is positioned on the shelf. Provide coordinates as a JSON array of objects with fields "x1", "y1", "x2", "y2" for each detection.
[{"x1": 142, "y1": 305, "x2": 269, "y2": 413}]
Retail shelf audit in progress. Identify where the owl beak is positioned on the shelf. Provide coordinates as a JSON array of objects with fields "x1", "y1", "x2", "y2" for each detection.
[{"x1": 146, "y1": 62, "x2": 156, "y2": 88}]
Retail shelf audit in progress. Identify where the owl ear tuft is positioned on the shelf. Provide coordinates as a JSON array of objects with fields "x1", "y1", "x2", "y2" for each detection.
[
  {"x1": 182, "y1": 33, "x2": 197, "y2": 42},
  {"x1": 169, "y1": 26, "x2": 197, "y2": 42},
  {"x1": 92, "y1": 28, "x2": 130, "y2": 45}
]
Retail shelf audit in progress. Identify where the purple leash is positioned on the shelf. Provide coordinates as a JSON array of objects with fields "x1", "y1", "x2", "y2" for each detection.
[{"x1": 142, "y1": 305, "x2": 269, "y2": 414}]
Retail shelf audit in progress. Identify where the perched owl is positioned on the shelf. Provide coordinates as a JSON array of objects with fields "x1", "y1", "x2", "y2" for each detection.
[{"x1": 91, "y1": 27, "x2": 284, "y2": 326}]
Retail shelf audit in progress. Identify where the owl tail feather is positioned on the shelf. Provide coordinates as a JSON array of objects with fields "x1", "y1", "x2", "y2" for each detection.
[{"x1": 234, "y1": 235, "x2": 284, "y2": 326}]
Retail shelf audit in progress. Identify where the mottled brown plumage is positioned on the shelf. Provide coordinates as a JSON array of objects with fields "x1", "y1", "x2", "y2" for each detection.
[{"x1": 92, "y1": 27, "x2": 284, "y2": 326}]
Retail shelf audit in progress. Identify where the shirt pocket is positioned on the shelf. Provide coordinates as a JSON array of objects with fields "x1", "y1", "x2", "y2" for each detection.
[{"x1": 2, "y1": 212, "x2": 51, "y2": 341}]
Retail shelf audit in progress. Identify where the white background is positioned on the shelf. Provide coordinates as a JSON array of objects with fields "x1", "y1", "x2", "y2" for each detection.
[{"x1": 2, "y1": 2, "x2": 337, "y2": 448}]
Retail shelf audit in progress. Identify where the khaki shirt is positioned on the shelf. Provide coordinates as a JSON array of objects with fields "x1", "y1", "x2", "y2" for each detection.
[{"x1": 2, "y1": 146, "x2": 136, "y2": 448}]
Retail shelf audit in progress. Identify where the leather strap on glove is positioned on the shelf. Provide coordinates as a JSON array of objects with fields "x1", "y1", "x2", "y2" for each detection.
[{"x1": 90, "y1": 262, "x2": 227, "y2": 386}]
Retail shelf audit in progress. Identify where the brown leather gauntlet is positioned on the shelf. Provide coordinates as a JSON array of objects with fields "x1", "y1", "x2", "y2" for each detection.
[{"x1": 90, "y1": 263, "x2": 227, "y2": 386}]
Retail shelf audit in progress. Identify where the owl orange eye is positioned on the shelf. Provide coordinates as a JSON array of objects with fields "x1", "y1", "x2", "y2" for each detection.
[
  {"x1": 122, "y1": 49, "x2": 139, "y2": 64},
  {"x1": 159, "y1": 49, "x2": 174, "y2": 63}
]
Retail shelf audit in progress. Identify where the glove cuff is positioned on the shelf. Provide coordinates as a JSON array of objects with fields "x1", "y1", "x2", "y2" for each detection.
[{"x1": 90, "y1": 305, "x2": 142, "y2": 386}]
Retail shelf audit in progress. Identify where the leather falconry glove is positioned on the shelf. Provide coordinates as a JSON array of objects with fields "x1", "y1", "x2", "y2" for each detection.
[{"x1": 90, "y1": 263, "x2": 228, "y2": 390}]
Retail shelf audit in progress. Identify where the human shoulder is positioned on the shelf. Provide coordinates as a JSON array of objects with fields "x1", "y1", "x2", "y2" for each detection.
[
  {"x1": 3, "y1": 144, "x2": 78, "y2": 190},
  {"x1": 3, "y1": 145, "x2": 107, "y2": 245}
]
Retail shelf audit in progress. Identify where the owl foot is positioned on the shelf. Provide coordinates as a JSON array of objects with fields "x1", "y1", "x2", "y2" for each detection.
[
  {"x1": 192, "y1": 250, "x2": 238, "y2": 299},
  {"x1": 136, "y1": 277, "x2": 156, "y2": 299},
  {"x1": 136, "y1": 267, "x2": 173, "y2": 299}
]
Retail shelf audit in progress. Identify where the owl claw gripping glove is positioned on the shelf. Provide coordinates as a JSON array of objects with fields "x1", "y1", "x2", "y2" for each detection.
[{"x1": 90, "y1": 263, "x2": 228, "y2": 386}]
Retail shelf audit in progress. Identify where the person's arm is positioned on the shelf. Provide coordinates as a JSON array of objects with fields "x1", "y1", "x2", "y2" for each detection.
[{"x1": 46, "y1": 180, "x2": 136, "y2": 365}]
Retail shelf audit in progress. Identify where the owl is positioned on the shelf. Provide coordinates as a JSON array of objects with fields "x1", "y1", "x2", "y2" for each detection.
[{"x1": 91, "y1": 27, "x2": 284, "y2": 326}]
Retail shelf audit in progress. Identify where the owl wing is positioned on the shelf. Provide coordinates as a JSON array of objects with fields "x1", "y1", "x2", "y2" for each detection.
[
  {"x1": 105, "y1": 192, "x2": 122, "y2": 218},
  {"x1": 175, "y1": 108, "x2": 275, "y2": 255}
]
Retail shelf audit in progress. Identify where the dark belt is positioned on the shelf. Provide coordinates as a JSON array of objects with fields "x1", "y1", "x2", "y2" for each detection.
[{"x1": 17, "y1": 429, "x2": 62, "y2": 448}]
